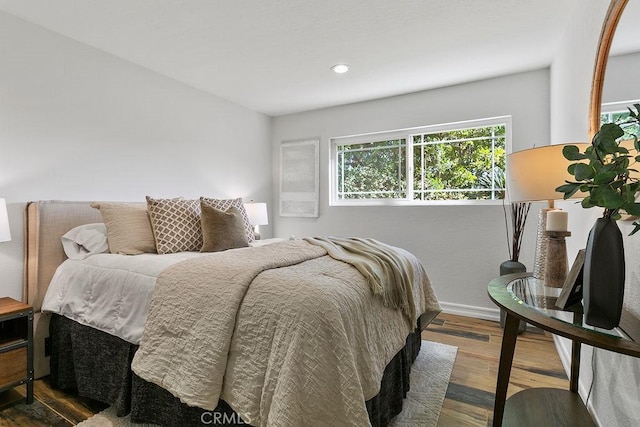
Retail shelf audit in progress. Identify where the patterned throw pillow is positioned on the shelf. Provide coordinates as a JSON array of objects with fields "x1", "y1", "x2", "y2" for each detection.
[
  {"x1": 146, "y1": 197, "x2": 203, "y2": 254},
  {"x1": 200, "y1": 197, "x2": 255, "y2": 243}
]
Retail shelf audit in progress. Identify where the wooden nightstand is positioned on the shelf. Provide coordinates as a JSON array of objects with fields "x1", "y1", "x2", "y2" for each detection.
[{"x1": 0, "y1": 297, "x2": 33, "y2": 404}]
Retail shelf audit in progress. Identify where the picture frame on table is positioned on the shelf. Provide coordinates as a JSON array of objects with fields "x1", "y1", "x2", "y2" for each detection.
[{"x1": 556, "y1": 249, "x2": 586, "y2": 310}]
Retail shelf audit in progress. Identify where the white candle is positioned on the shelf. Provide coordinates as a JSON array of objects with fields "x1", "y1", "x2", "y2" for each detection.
[{"x1": 546, "y1": 209, "x2": 568, "y2": 232}]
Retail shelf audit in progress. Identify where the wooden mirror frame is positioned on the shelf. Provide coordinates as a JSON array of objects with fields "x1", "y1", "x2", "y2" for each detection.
[
  {"x1": 588, "y1": 0, "x2": 640, "y2": 342},
  {"x1": 588, "y1": 0, "x2": 628, "y2": 137}
]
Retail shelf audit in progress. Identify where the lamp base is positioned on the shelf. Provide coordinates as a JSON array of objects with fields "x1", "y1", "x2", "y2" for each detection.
[
  {"x1": 533, "y1": 208, "x2": 552, "y2": 280},
  {"x1": 545, "y1": 231, "x2": 571, "y2": 287}
]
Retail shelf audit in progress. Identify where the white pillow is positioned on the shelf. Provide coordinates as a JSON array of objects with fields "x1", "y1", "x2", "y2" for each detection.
[{"x1": 61, "y1": 223, "x2": 109, "y2": 260}]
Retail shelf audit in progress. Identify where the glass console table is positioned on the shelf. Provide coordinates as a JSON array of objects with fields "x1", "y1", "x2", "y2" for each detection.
[{"x1": 488, "y1": 273, "x2": 640, "y2": 427}]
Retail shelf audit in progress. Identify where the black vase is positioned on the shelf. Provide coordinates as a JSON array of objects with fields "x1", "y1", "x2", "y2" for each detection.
[
  {"x1": 499, "y1": 260, "x2": 527, "y2": 333},
  {"x1": 583, "y1": 217, "x2": 625, "y2": 329}
]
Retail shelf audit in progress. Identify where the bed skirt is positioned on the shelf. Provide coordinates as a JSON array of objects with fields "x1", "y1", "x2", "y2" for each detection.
[{"x1": 49, "y1": 314, "x2": 423, "y2": 426}]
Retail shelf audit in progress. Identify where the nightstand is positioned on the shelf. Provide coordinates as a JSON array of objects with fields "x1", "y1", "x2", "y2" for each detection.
[
  {"x1": 0, "y1": 297, "x2": 33, "y2": 404},
  {"x1": 488, "y1": 273, "x2": 640, "y2": 427}
]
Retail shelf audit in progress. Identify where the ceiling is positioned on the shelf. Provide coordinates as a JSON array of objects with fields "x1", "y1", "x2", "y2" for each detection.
[{"x1": 0, "y1": 0, "x2": 616, "y2": 117}]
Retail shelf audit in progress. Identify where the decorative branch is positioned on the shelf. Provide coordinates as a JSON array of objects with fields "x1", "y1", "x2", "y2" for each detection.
[
  {"x1": 503, "y1": 201, "x2": 531, "y2": 262},
  {"x1": 502, "y1": 200, "x2": 512, "y2": 260}
]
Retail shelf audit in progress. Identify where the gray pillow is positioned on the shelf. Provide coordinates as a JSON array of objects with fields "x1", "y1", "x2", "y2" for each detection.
[
  {"x1": 200, "y1": 197, "x2": 254, "y2": 243},
  {"x1": 61, "y1": 223, "x2": 109, "y2": 259},
  {"x1": 200, "y1": 204, "x2": 249, "y2": 252}
]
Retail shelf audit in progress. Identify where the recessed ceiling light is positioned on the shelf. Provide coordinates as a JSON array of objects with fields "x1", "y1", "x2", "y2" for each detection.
[{"x1": 331, "y1": 64, "x2": 350, "y2": 74}]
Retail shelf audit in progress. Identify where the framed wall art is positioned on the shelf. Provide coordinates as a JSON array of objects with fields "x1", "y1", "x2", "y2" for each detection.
[{"x1": 279, "y1": 139, "x2": 319, "y2": 217}]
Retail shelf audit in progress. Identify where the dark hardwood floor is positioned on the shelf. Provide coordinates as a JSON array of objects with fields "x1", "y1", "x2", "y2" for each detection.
[
  {"x1": 0, "y1": 313, "x2": 568, "y2": 426},
  {"x1": 0, "y1": 379, "x2": 107, "y2": 426}
]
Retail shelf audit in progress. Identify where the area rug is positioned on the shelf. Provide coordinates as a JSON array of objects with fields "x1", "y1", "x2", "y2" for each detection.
[{"x1": 77, "y1": 340, "x2": 457, "y2": 427}]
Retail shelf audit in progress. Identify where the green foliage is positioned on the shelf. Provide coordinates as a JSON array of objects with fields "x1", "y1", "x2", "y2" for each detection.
[
  {"x1": 556, "y1": 104, "x2": 640, "y2": 235},
  {"x1": 338, "y1": 139, "x2": 406, "y2": 199},
  {"x1": 337, "y1": 125, "x2": 506, "y2": 201},
  {"x1": 414, "y1": 127, "x2": 505, "y2": 200},
  {"x1": 601, "y1": 110, "x2": 640, "y2": 141}
]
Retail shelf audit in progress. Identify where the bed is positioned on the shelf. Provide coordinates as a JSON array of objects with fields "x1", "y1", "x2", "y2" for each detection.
[{"x1": 24, "y1": 200, "x2": 441, "y2": 427}]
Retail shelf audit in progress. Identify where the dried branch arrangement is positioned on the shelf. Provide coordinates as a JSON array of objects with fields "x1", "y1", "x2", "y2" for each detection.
[{"x1": 503, "y1": 202, "x2": 531, "y2": 262}]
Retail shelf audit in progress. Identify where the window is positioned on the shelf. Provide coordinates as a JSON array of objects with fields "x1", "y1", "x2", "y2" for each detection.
[
  {"x1": 331, "y1": 116, "x2": 510, "y2": 205},
  {"x1": 601, "y1": 100, "x2": 640, "y2": 140},
  {"x1": 336, "y1": 137, "x2": 407, "y2": 200}
]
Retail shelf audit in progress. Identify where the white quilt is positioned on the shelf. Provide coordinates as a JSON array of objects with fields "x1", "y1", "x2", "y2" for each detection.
[
  {"x1": 41, "y1": 252, "x2": 205, "y2": 344},
  {"x1": 42, "y1": 239, "x2": 283, "y2": 344}
]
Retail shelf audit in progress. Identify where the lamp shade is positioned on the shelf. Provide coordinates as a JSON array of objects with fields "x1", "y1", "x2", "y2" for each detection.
[
  {"x1": 0, "y1": 198, "x2": 11, "y2": 242},
  {"x1": 244, "y1": 202, "x2": 268, "y2": 226},
  {"x1": 507, "y1": 143, "x2": 591, "y2": 203}
]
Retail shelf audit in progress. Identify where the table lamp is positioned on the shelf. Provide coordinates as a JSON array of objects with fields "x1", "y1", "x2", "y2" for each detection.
[
  {"x1": 507, "y1": 144, "x2": 589, "y2": 281},
  {"x1": 244, "y1": 201, "x2": 268, "y2": 240},
  {"x1": 0, "y1": 198, "x2": 11, "y2": 243}
]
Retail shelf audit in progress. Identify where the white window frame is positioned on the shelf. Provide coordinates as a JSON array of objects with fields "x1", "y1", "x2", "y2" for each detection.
[
  {"x1": 601, "y1": 100, "x2": 640, "y2": 124},
  {"x1": 601, "y1": 99, "x2": 640, "y2": 115},
  {"x1": 600, "y1": 100, "x2": 640, "y2": 138},
  {"x1": 330, "y1": 116, "x2": 512, "y2": 206}
]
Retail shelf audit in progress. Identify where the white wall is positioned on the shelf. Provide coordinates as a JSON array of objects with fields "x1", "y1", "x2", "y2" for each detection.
[
  {"x1": 602, "y1": 51, "x2": 640, "y2": 104},
  {"x1": 550, "y1": 0, "x2": 609, "y2": 144},
  {"x1": 550, "y1": 2, "x2": 640, "y2": 426},
  {"x1": 0, "y1": 12, "x2": 272, "y2": 300},
  {"x1": 272, "y1": 69, "x2": 549, "y2": 314}
]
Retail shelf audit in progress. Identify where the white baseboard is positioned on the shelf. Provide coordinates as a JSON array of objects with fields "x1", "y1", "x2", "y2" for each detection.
[{"x1": 439, "y1": 301, "x2": 501, "y2": 322}]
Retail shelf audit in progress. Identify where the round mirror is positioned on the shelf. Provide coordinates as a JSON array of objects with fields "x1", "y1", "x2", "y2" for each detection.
[
  {"x1": 589, "y1": 0, "x2": 628, "y2": 137},
  {"x1": 590, "y1": 0, "x2": 640, "y2": 339},
  {"x1": 589, "y1": 0, "x2": 640, "y2": 137}
]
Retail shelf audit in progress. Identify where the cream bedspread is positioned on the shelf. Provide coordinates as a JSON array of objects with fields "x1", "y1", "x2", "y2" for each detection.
[
  {"x1": 304, "y1": 236, "x2": 420, "y2": 325},
  {"x1": 131, "y1": 239, "x2": 439, "y2": 427}
]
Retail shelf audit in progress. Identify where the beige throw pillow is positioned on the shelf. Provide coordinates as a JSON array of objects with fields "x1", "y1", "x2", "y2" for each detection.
[
  {"x1": 200, "y1": 205, "x2": 249, "y2": 252},
  {"x1": 90, "y1": 202, "x2": 157, "y2": 255},
  {"x1": 146, "y1": 197, "x2": 202, "y2": 254},
  {"x1": 200, "y1": 197, "x2": 254, "y2": 243}
]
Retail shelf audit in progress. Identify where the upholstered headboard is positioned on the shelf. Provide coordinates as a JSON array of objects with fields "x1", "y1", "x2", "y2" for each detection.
[
  {"x1": 23, "y1": 201, "x2": 102, "y2": 312},
  {"x1": 23, "y1": 201, "x2": 102, "y2": 378}
]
